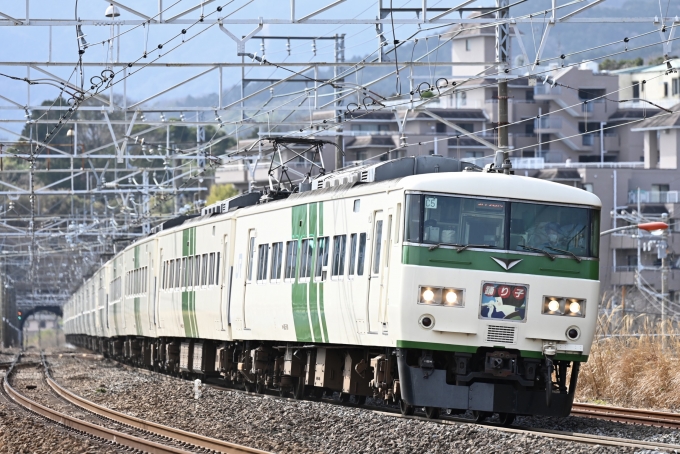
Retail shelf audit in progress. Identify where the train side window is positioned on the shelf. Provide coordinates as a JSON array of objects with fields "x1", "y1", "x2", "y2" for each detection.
[
  {"x1": 257, "y1": 245, "x2": 269, "y2": 282},
  {"x1": 216, "y1": 252, "x2": 221, "y2": 286},
  {"x1": 168, "y1": 261, "x2": 175, "y2": 290},
  {"x1": 332, "y1": 235, "x2": 346, "y2": 278},
  {"x1": 247, "y1": 235, "x2": 256, "y2": 282},
  {"x1": 202, "y1": 254, "x2": 209, "y2": 286},
  {"x1": 271, "y1": 242, "x2": 283, "y2": 282},
  {"x1": 372, "y1": 220, "x2": 384, "y2": 274},
  {"x1": 176, "y1": 259, "x2": 182, "y2": 289},
  {"x1": 357, "y1": 233, "x2": 367, "y2": 276},
  {"x1": 161, "y1": 262, "x2": 165, "y2": 290},
  {"x1": 404, "y1": 194, "x2": 422, "y2": 243},
  {"x1": 209, "y1": 253, "x2": 216, "y2": 285},
  {"x1": 194, "y1": 255, "x2": 201, "y2": 286},
  {"x1": 300, "y1": 239, "x2": 313, "y2": 281},
  {"x1": 284, "y1": 240, "x2": 298, "y2": 282},
  {"x1": 348, "y1": 234, "x2": 357, "y2": 277},
  {"x1": 181, "y1": 258, "x2": 187, "y2": 289},
  {"x1": 186, "y1": 256, "x2": 193, "y2": 288},
  {"x1": 314, "y1": 237, "x2": 329, "y2": 282}
]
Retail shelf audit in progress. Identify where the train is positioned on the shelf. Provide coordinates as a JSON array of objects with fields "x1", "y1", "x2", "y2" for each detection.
[{"x1": 64, "y1": 154, "x2": 601, "y2": 425}]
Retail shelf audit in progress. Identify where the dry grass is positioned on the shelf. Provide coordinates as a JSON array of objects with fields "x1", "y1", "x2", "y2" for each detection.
[{"x1": 576, "y1": 309, "x2": 680, "y2": 410}]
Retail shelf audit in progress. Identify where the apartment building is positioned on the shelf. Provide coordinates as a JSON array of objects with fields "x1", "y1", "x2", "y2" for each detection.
[{"x1": 612, "y1": 62, "x2": 680, "y2": 110}]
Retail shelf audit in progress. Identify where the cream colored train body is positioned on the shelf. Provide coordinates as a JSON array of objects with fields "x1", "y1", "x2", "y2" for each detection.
[{"x1": 64, "y1": 157, "x2": 601, "y2": 420}]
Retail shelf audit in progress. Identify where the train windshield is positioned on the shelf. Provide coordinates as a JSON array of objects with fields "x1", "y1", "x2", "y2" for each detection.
[{"x1": 405, "y1": 194, "x2": 600, "y2": 258}]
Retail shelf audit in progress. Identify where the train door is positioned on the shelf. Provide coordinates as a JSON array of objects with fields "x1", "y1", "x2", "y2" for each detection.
[
  {"x1": 219, "y1": 234, "x2": 230, "y2": 331},
  {"x1": 379, "y1": 210, "x2": 393, "y2": 333},
  {"x1": 367, "y1": 211, "x2": 385, "y2": 333},
  {"x1": 148, "y1": 251, "x2": 156, "y2": 330},
  {"x1": 242, "y1": 229, "x2": 256, "y2": 330}
]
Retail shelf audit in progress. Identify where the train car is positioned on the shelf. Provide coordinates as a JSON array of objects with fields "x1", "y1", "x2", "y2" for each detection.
[{"x1": 64, "y1": 155, "x2": 601, "y2": 424}]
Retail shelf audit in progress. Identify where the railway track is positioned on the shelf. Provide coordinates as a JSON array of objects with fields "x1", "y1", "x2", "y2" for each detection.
[
  {"x1": 572, "y1": 402, "x2": 680, "y2": 429},
  {"x1": 43, "y1": 352, "x2": 680, "y2": 452},
  {"x1": 3, "y1": 353, "x2": 270, "y2": 454}
]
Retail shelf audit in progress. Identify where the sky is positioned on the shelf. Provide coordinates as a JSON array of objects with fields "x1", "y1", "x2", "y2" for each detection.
[{"x1": 0, "y1": 0, "x2": 675, "y2": 137}]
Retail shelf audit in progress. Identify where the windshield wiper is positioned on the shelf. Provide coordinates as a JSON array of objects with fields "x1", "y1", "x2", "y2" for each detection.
[
  {"x1": 518, "y1": 244, "x2": 555, "y2": 261},
  {"x1": 427, "y1": 243, "x2": 494, "y2": 252},
  {"x1": 547, "y1": 246, "x2": 582, "y2": 263}
]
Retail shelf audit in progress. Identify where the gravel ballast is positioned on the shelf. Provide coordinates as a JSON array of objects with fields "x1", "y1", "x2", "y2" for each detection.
[{"x1": 44, "y1": 355, "x2": 647, "y2": 454}]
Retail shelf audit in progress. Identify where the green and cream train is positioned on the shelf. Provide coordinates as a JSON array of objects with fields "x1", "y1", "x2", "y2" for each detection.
[{"x1": 64, "y1": 155, "x2": 601, "y2": 423}]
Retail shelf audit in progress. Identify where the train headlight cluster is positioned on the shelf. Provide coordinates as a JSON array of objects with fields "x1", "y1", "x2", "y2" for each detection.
[
  {"x1": 419, "y1": 286, "x2": 465, "y2": 307},
  {"x1": 542, "y1": 296, "x2": 586, "y2": 317}
]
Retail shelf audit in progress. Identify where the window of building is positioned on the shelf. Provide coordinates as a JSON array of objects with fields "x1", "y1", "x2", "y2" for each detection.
[
  {"x1": 332, "y1": 235, "x2": 347, "y2": 277},
  {"x1": 271, "y1": 242, "x2": 283, "y2": 281},
  {"x1": 284, "y1": 240, "x2": 298, "y2": 281},
  {"x1": 632, "y1": 81, "x2": 640, "y2": 98},
  {"x1": 525, "y1": 89, "x2": 534, "y2": 101},
  {"x1": 315, "y1": 237, "x2": 329, "y2": 281},
  {"x1": 436, "y1": 122, "x2": 446, "y2": 133}
]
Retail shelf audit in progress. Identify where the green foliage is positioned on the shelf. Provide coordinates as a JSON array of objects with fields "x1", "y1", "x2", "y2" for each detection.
[
  {"x1": 206, "y1": 184, "x2": 238, "y2": 205},
  {"x1": 599, "y1": 58, "x2": 644, "y2": 71}
]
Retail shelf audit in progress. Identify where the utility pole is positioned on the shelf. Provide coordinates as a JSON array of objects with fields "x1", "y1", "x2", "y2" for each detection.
[
  {"x1": 660, "y1": 213, "x2": 669, "y2": 339},
  {"x1": 496, "y1": 0, "x2": 510, "y2": 162},
  {"x1": 334, "y1": 34, "x2": 345, "y2": 171}
]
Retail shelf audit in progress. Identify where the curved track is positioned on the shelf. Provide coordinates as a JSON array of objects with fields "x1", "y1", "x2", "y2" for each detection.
[
  {"x1": 42, "y1": 352, "x2": 680, "y2": 452},
  {"x1": 571, "y1": 402, "x2": 680, "y2": 429},
  {"x1": 4, "y1": 353, "x2": 270, "y2": 454}
]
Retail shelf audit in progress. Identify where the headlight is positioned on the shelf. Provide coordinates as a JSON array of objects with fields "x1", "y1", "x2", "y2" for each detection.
[
  {"x1": 542, "y1": 296, "x2": 586, "y2": 317},
  {"x1": 419, "y1": 286, "x2": 464, "y2": 307},
  {"x1": 445, "y1": 290, "x2": 457, "y2": 304}
]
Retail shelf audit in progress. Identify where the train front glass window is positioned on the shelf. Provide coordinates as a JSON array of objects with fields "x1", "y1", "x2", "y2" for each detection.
[
  {"x1": 406, "y1": 194, "x2": 506, "y2": 248},
  {"x1": 405, "y1": 194, "x2": 598, "y2": 258},
  {"x1": 509, "y1": 202, "x2": 596, "y2": 258}
]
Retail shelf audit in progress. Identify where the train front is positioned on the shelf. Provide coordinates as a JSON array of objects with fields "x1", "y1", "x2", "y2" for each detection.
[{"x1": 394, "y1": 174, "x2": 601, "y2": 419}]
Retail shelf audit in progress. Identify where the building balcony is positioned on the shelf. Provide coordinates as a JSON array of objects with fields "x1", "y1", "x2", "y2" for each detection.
[
  {"x1": 534, "y1": 84, "x2": 562, "y2": 99},
  {"x1": 534, "y1": 116, "x2": 562, "y2": 132},
  {"x1": 628, "y1": 190, "x2": 680, "y2": 204}
]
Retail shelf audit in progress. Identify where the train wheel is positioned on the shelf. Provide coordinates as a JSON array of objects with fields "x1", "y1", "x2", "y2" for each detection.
[
  {"x1": 498, "y1": 413, "x2": 516, "y2": 426},
  {"x1": 472, "y1": 411, "x2": 491, "y2": 423},
  {"x1": 256, "y1": 381, "x2": 266, "y2": 394},
  {"x1": 424, "y1": 407, "x2": 441, "y2": 419},
  {"x1": 339, "y1": 393, "x2": 351, "y2": 403},
  {"x1": 243, "y1": 381, "x2": 255, "y2": 393},
  {"x1": 355, "y1": 395, "x2": 367, "y2": 407},
  {"x1": 399, "y1": 400, "x2": 415, "y2": 416}
]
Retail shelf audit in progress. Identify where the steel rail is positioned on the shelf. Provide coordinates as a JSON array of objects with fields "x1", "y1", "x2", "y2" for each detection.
[
  {"x1": 43, "y1": 361, "x2": 270, "y2": 454},
  {"x1": 571, "y1": 402, "x2": 680, "y2": 429},
  {"x1": 3, "y1": 360, "x2": 190, "y2": 454},
  {"x1": 63, "y1": 353, "x2": 680, "y2": 451}
]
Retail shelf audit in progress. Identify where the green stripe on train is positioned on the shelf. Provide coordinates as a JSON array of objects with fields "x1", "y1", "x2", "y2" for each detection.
[
  {"x1": 182, "y1": 227, "x2": 199, "y2": 338},
  {"x1": 401, "y1": 245, "x2": 599, "y2": 280},
  {"x1": 291, "y1": 203, "x2": 329, "y2": 343}
]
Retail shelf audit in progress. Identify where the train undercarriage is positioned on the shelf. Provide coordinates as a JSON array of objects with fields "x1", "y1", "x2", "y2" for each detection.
[{"x1": 67, "y1": 334, "x2": 580, "y2": 424}]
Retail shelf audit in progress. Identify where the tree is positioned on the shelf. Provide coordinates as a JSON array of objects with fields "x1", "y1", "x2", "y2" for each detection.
[{"x1": 205, "y1": 184, "x2": 238, "y2": 205}]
